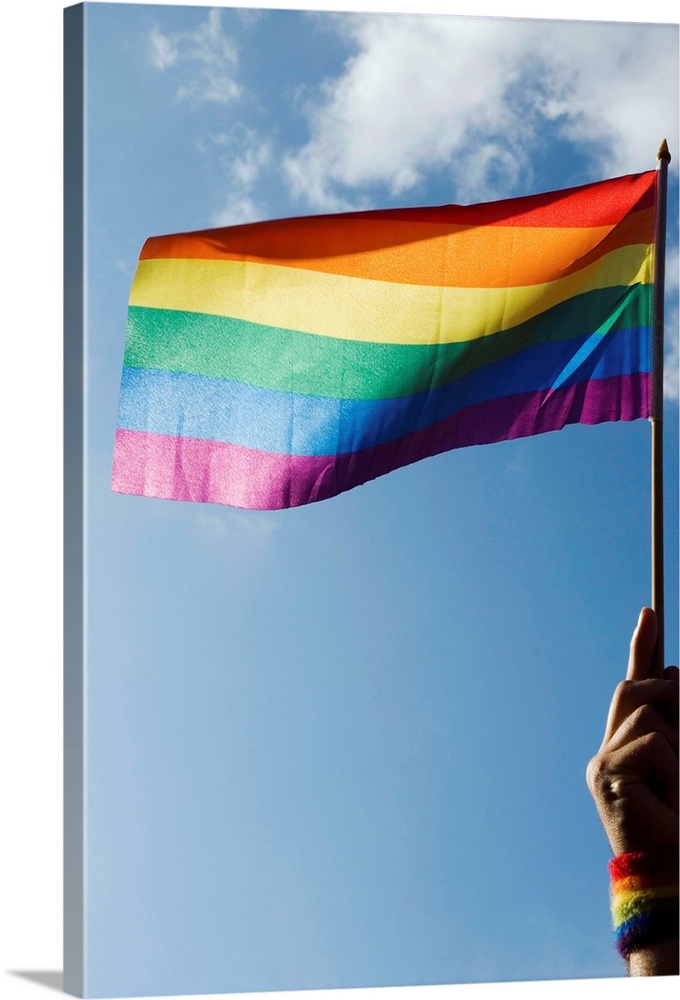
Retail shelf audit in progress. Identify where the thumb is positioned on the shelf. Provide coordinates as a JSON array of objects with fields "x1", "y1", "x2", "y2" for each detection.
[{"x1": 626, "y1": 608, "x2": 658, "y2": 681}]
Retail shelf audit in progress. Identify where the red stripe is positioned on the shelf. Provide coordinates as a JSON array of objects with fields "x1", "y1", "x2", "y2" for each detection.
[
  {"x1": 367, "y1": 172, "x2": 656, "y2": 227},
  {"x1": 610, "y1": 848, "x2": 680, "y2": 881},
  {"x1": 139, "y1": 173, "x2": 657, "y2": 264}
]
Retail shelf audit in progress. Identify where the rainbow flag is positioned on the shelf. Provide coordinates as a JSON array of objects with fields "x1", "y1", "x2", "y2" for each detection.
[{"x1": 111, "y1": 171, "x2": 657, "y2": 510}]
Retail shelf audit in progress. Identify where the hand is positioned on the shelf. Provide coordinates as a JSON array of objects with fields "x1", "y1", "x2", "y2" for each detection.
[{"x1": 586, "y1": 607, "x2": 679, "y2": 856}]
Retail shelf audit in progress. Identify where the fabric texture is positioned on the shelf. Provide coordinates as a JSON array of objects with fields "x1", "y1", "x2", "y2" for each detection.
[
  {"x1": 112, "y1": 171, "x2": 657, "y2": 510},
  {"x1": 609, "y1": 848, "x2": 679, "y2": 960}
]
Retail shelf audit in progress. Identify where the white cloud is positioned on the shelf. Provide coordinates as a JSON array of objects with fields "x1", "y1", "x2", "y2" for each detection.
[
  {"x1": 149, "y1": 26, "x2": 177, "y2": 70},
  {"x1": 211, "y1": 193, "x2": 263, "y2": 227},
  {"x1": 149, "y1": 8, "x2": 241, "y2": 105},
  {"x1": 284, "y1": 14, "x2": 524, "y2": 209},
  {"x1": 196, "y1": 127, "x2": 272, "y2": 226},
  {"x1": 536, "y1": 20, "x2": 679, "y2": 176},
  {"x1": 283, "y1": 14, "x2": 678, "y2": 210},
  {"x1": 230, "y1": 139, "x2": 272, "y2": 190}
]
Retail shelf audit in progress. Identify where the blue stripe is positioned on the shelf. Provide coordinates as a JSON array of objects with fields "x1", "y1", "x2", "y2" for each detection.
[{"x1": 117, "y1": 326, "x2": 651, "y2": 456}]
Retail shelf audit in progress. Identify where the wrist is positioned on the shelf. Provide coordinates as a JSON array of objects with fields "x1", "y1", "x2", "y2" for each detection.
[
  {"x1": 628, "y1": 939, "x2": 679, "y2": 977},
  {"x1": 609, "y1": 848, "x2": 679, "y2": 971}
]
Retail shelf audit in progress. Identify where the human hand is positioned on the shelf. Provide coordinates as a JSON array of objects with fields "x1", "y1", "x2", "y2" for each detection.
[{"x1": 586, "y1": 607, "x2": 678, "y2": 856}]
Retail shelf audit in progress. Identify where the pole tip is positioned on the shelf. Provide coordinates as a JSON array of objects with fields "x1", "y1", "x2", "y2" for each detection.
[{"x1": 657, "y1": 139, "x2": 671, "y2": 163}]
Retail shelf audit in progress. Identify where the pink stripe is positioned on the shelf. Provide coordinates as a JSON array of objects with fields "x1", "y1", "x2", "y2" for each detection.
[{"x1": 111, "y1": 374, "x2": 650, "y2": 510}]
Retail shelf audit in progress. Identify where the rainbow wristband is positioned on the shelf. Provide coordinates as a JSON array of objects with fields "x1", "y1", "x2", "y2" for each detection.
[{"x1": 609, "y1": 848, "x2": 679, "y2": 960}]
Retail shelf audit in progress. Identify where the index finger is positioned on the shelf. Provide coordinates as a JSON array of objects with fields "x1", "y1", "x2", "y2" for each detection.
[{"x1": 626, "y1": 607, "x2": 659, "y2": 681}]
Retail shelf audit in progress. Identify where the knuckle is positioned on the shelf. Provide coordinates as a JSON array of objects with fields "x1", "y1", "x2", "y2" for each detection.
[
  {"x1": 643, "y1": 730, "x2": 667, "y2": 753},
  {"x1": 613, "y1": 679, "x2": 635, "y2": 706},
  {"x1": 633, "y1": 703, "x2": 657, "y2": 728},
  {"x1": 586, "y1": 753, "x2": 607, "y2": 791}
]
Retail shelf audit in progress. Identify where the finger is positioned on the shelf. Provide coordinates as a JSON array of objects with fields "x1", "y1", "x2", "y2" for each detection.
[
  {"x1": 626, "y1": 607, "x2": 658, "y2": 681},
  {"x1": 594, "y1": 731, "x2": 680, "y2": 815},
  {"x1": 602, "y1": 702, "x2": 679, "y2": 758},
  {"x1": 602, "y1": 676, "x2": 679, "y2": 746},
  {"x1": 587, "y1": 733, "x2": 680, "y2": 853},
  {"x1": 664, "y1": 665, "x2": 679, "y2": 683}
]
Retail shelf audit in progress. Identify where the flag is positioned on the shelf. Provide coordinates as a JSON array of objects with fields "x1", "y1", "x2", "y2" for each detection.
[{"x1": 111, "y1": 171, "x2": 657, "y2": 510}]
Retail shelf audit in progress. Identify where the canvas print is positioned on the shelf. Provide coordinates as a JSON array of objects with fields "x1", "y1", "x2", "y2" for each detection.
[{"x1": 64, "y1": 3, "x2": 679, "y2": 997}]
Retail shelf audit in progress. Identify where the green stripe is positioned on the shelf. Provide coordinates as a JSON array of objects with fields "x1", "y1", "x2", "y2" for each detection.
[{"x1": 125, "y1": 284, "x2": 652, "y2": 401}]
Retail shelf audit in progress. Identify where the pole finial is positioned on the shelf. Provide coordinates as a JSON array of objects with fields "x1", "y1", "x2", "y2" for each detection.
[{"x1": 657, "y1": 139, "x2": 671, "y2": 163}]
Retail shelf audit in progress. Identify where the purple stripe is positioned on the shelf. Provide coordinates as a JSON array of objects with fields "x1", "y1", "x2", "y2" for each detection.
[
  {"x1": 615, "y1": 906, "x2": 680, "y2": 960},
  {"x1": 111, "y1": 373, "x2": 650, "y2": 510}
]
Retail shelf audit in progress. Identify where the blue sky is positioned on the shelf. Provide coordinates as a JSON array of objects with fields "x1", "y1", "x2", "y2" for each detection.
[{"x1": 4, "y1": 2, "x2": 679, "y2": 999}]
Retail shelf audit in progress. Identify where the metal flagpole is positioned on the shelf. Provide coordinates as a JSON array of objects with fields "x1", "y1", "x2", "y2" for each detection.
[{"x1": 651, "y1": 139, "x2": 670, "y2": 677}]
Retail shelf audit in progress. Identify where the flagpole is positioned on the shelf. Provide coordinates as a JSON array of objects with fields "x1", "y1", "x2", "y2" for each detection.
[{"x1": 651, "y1": 139, "x2": 670, "y2": 677}]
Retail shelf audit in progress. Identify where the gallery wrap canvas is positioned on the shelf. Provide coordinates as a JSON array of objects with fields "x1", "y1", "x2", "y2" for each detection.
[{"x1": 63, "y1": 2, "x2": 679, "y2": 997}]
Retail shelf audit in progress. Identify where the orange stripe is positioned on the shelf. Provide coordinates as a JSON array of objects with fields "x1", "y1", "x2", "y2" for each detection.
[
  {"x1": 612, "y1": 872, "x2": 676, "y2": 895},
  {"x1": 139, "y1": 206, "x2": 653, "y2": 289}
]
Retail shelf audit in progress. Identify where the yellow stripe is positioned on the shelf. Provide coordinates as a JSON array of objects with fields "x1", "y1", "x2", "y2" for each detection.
[
  {"x1": 612, "y1": 885, "x2": 678, "y2": 924},
  {"x1": 129, "y1": 243, "x2": 653, "y2": 346}
]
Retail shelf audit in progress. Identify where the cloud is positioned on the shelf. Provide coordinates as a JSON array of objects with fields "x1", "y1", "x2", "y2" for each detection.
[
  {"x1": 536, "y1": 20, "x2": 679, "y2": 176},
  {"x1": 149, "y1": 26, "x2": 177, "y2": 70},
  {"x1": 148, "y1": 8, "x2": 241, "y2": 105},
  {"x1": 284, "y1": 14, "x2": 523, "y2": 209},
  {"x1": 196, "y1": 126, "x2": 272, "y2": 226},
  {"x1": 230, "y1": 140, "x2": 270, "y2": 188},
  {"x1": 146, "y1": 3, "x2": 272, "y2": 225},
  {"x1": 283, "y1": 14, "x2": 678, "y2": 210},
  {"x1": 210, "y1": 193, "x2": 263, "y2": 227}
]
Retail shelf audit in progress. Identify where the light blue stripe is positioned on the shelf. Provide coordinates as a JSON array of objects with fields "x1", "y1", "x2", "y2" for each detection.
[{"x1": 117, "y1": 326, "x2": 651, "y2": 456}]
